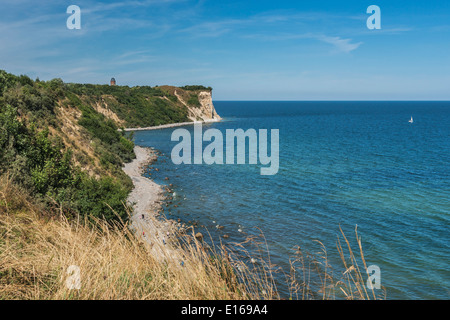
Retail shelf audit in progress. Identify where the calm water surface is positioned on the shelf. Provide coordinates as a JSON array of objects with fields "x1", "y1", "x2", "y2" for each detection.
[{"x1": 134, "y1": 101, "x2": 450, "y2": 299}]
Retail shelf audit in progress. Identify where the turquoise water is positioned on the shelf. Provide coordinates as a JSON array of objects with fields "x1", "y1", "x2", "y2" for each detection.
[{"x1": 134, "y1": 101, "x2": 450, "y2": 299}]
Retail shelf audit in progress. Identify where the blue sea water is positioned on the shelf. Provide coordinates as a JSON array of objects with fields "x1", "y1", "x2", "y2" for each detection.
[{"x1": 134, "y1": 101, "x2": 450, "y2": 299}]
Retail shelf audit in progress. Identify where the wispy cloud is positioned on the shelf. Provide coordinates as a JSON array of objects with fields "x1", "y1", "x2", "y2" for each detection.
[
  {"x1": 242, "y1": 32, "x2": 362, "y2": 53},
  {"x1": 178, "y1": 11, "x2": 364, "y2": 53},
  {"x1": 318, "y1": 35, "x2": 362, "y2": 53}
]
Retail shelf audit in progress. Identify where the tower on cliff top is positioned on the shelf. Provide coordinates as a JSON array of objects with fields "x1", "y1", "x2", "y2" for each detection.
[{"x1": 110, "y1": 77, "x2": 116, "y2": 86}]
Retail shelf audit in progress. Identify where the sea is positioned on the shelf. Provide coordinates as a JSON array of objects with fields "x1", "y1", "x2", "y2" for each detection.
[{"x1": 133, "y1": 101, "x2": 450, "y2": 299}]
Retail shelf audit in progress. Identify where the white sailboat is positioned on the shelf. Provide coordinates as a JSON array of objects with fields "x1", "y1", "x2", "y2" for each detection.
[{"x1": 409, "y1": 116, "x2": 413, "y2": 123}]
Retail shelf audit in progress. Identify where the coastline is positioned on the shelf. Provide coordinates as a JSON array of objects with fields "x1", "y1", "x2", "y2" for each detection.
[
  {"x1": 121, "y1": 117, "x2": 222, "y2": 259},
  {"x1": 122, "y1": 118, "x2": 220, "y2": 132},
  {"x1": 122, "y1": 146, "x2": 184, "y2": 262}
]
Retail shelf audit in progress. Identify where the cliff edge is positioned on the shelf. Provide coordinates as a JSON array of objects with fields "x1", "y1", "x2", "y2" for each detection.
[{"x1": 158, "y1": 85, "x2": 221, "y2": 123}]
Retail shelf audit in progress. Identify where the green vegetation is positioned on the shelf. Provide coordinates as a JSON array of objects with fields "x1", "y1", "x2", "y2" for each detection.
[
  {"x1": 0, "y1": 70, "x2": 212, "y2": 222},
  {"x1": 0, "y1": 70, "x2": 134, "y2": 222},
  {"x1": 65, "y1": 83, "x2": 190, "y2": 128},
  {"x1": 0, "y1": 103, "x2": 131, "y2": 222},
  {"x1": 66, "y1": 92, "x2": 135, "y2": 166},
  {"x1": 180, "y1": 85, "x2": 212, "y2": 92},
  {"x1": 187, "y1": 93, "x2": 201, "y2": 107}
]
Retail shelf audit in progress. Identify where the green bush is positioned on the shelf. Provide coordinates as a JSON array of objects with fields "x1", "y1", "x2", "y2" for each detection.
[
  {"x1": 77, "y1": 103, "x2": 135, "y2": 165},
  {"x1": 0, "y1": 104, "x2": 130, "y2": 223},
  {"x1": 180, "y1": 85, "x2": 212, "y2": 92}
]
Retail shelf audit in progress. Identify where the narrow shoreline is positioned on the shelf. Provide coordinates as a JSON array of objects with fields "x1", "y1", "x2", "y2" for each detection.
[
  {"x1": 122, "y1": 118, "x2": 220, "y2": 132},
  {"x1": 122, "y1": 146, "x2": 183, "y2": 262}
]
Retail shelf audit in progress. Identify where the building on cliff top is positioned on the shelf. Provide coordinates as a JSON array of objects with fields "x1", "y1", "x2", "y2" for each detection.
[{"x1": 110, "y1": 77, "x2": 116, "y2": 86}]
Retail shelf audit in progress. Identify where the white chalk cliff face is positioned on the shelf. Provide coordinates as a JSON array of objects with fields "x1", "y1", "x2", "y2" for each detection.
[
  {"x1": 175, "y1": 90, "x2": 221, "y2": 122},
  {"x1": 197, "y1": 91, "x2": 221, "y2": 121}
]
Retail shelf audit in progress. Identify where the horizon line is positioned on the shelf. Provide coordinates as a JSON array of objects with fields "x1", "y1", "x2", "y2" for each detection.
[{"x1": 212, "y1": 100, "x2": 450, "y2": 102}]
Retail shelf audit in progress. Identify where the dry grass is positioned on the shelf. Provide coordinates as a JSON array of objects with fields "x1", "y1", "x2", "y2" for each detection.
[
  {"x1": 0, "y1": 176, "x2": 385, "y2": 300},
  {"x1": 286, "y1": 227, "x2": 386, "y2": 300},
  {"x1": 0, "y1": 177, "x2": 250, "y2": 299}
]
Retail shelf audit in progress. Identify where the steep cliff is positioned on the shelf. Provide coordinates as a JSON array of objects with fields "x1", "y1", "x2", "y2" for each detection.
[
  {"x1": 158, "y1": 85, "x2": 221, "y2": 123},
  {"x1": 198, "y1": 91, "x2": 221, "y2": 121}
]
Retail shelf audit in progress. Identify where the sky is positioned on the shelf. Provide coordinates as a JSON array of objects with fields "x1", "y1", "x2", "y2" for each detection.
[{"x1": 0, "y1": 0, "x2": 449, "y2": 100}]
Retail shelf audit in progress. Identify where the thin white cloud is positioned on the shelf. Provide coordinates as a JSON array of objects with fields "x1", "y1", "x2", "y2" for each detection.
[
  {"x1": 242, "y1": 32, "x2": 362, "y2": 53},
  {"x1": 318, "y1": 36, "x2": 362, "y2": 53}
]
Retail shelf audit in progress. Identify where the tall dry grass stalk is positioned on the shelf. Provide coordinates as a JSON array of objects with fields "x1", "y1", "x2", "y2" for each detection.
[
  {"x1": 0, "y1": 176, "x2": 248, "y2": 299},
  {"x1": 0, "y1": 176, "x2": 385, "y2": 300}
]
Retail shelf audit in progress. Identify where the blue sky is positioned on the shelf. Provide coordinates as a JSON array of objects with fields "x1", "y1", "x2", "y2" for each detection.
[{"x1": 0, "y1": 0, "x2": 449, "y2": 100}]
